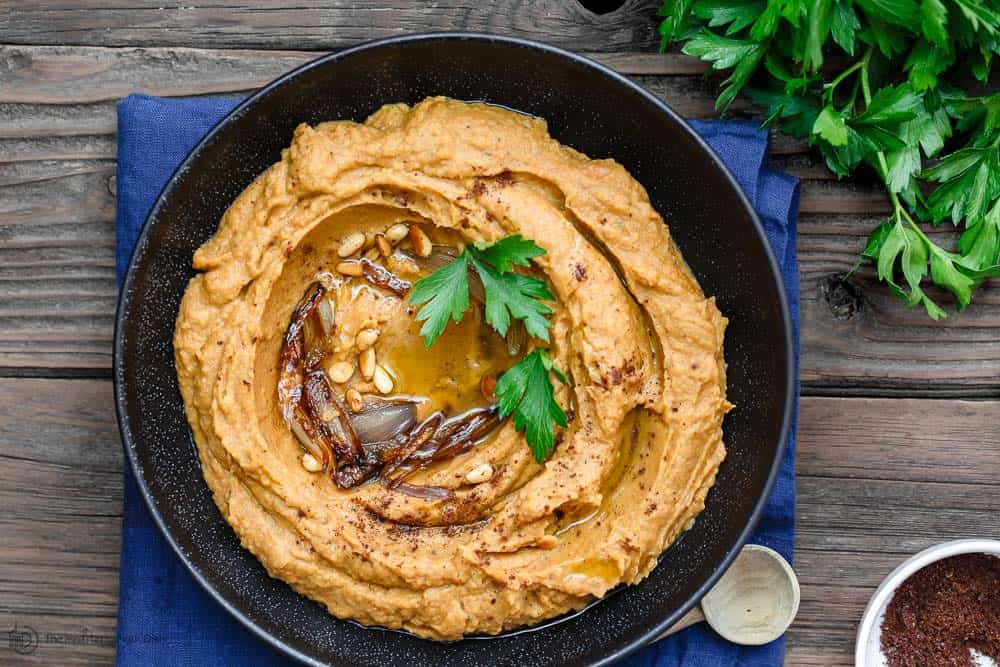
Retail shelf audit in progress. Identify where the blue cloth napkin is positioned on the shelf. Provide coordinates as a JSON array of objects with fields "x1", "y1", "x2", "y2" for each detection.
[{"x1": 115, "y1": 94, "x2": 799, "y2": 667}]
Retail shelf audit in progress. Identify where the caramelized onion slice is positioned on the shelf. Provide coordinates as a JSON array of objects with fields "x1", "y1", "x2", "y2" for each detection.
[
  {"x1": 393, "y1": 482, "x2": 453, "y2": 500},
  {"x1": 404, "y1": 245, "x2": 457, "y2": 272},
  {"x1": 281, "y1": 282, "x2": 326, "y2": 368},
  {"x1": 386, "y1": 406, "x2": 503, "y2": 485},
  {"x1": 350, "y1": 396, "x2": 418, "y2": 444},
  {"x1": 303, "y1": 370, "x2": 363, "y2": 464},
  {"x1": 360, "y1": 259, "x2": 411, "y2": 296},
  {"x1": 316, "y1": 296, "x2": 336, "y2": 336}
]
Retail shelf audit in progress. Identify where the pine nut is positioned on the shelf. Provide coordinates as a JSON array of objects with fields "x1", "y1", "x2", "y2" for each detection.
[
  {"x1": 336, "y1": 260, "x2": 363, "y2": 276},
  {"x1": 362, "y1": 232, "x2": 376, "y2": 250},
  {"x1": 356, "y1": 328, "x2": 379, "y2": 350},
  {"x1": 301, "y1": 453, "x2": 323, "y2": 472},
  {"x1": 372, "y1": 365, "x2": 394, "y2": 394},
  {"x1": 385, "y1": 223, "x2": 409, "y2": 243},
  {"x1": 326, "y1": 361, "x2": 354, "y2": 384},
  {"x1": 465, "y1": 463, "x2": 494, "y2": 484},
  {"x1": 359, "y1": 347, "x2": 376, "y2": 380},
  {"x1": 375, "y1": 233, "x2": 393, "y2": 257},
  {"x1": 409, "y1": 225, "x2": 433, "y2": 257},
  {"x1": 337, "y1": 232, "x2": 366, "y2": 258},
  {"x1": 345, "y1": 388, "x2": 364, "y2": 413},
  {"x1": 363, "y1": 247, "x2": 380, "y2": 262}
]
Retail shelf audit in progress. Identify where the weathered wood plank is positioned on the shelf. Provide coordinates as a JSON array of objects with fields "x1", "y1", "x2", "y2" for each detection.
[
  {"x1": 799, "y1": 214, "x2": 1000, "y2": 395},
  {"x1": 0, "y1": 45, "x2": 708, "y2": 106},
  {"x1": 0, "y1": 43, "x2": 997, "y2": 389},
  {"x1": 789, "y1": 397, "x2": 1000, "y2": 665},
  {"x1": 0, "y1": 1, "x2": 666, "y2": 52},
  {"x1": 0, "y1": 378, "x2": 120, "y2": 665},
  {"x1": 2, "y1": 383, "x2": 996, "y2": 665},
  {"x1": 796, "y1": 396, "x2": 1000, "y2": 484}
]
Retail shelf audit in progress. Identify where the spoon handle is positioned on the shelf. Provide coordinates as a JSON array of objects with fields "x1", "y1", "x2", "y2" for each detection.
[{"x1": 653, "y1": 605, "x2": 705, "y2": 642}]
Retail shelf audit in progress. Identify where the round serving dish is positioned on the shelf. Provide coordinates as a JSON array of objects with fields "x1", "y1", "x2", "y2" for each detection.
[
  {"x1": 113, "y1": 33, "x2": 794, "y2": 667},
  {"x1": 855, "y1": 538, "x2": 1000, "y2": 667}
]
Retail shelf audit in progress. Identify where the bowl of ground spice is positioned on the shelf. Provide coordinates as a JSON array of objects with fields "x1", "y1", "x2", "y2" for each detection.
[{"x1": 856, "y1": 539, "x2": 1000, "y2": 667}]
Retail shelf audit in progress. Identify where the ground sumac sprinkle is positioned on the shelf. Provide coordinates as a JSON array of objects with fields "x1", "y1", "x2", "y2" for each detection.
[{"x1": 880, "y1": 553, "x2": 1000, "y2": 667}]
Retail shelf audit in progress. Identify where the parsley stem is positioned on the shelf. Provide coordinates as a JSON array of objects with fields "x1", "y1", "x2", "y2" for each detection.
[
  {"x1": 824, "y1": 59, "x2": 864, "y2": 105},
  {"x1": 859, "y1": 47, "x2": 874, "y2": 108}
]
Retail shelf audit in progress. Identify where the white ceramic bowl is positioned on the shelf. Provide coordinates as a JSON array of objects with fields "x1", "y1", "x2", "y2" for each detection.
[{"x1": 855, "y1": 538, "x2": 1000, "y2": 667}]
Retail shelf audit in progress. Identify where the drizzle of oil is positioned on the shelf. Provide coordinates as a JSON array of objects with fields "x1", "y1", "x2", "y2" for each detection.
[
  {"x1": 383, "y1": 300, "x2": 515, "y2": 417},
  {"x1": 566, "y1": 557, "x2": 620, "y2": 584},
  {"x1": 553, "y1": 407, "x2": 651, "y2": 537}
]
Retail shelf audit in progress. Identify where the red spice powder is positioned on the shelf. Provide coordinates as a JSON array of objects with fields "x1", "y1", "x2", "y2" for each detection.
[{"x1": 880, "y1": 553, "x2": 1000, "y2": 667}]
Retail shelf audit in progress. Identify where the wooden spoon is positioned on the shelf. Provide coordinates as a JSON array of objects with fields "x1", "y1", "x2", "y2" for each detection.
[{"x1": 655, "y1": 544, "x2": 800, "y2": 645}]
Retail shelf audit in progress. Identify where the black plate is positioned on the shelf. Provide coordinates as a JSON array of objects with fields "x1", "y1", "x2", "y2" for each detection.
[{"x1": 114, "y1": 33, "x2": 793, "y2": 667}]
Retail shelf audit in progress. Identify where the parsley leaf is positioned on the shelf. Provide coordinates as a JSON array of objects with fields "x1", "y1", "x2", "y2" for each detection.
[
  {"x1": 467, "y1": 251, "x2": 555, "y2": 341},
  {"x1": 473, "y1": 234, "x2": 546, "y2": 273},
  {"x1": 409, "y1": 235, "x2": 569, "y2": 461},
  {"x1": 410, "y1": 236, "x2": 554, "y2": 345},
  {"x1": 495, "y1": 349, "x2": 569, "y2": 463},
  {"x1": 920, "y1": 0, "x2": 949, "y2": 45},
  {"x1": 682, "y1": 29, "x2": 767, "y2": 110},
  {"x1": 408, "y1": 253, "x2": 469, "y2": 349},
  {"x1": 693, "y1": 0, "x2": 765, "y2": 35},
  {"x1": 659, "y1": 0, "x2": 1000, "y2": 317},
  {"x1": 831, "y1": 0, "x2": 862, "y2": 54},
  {"x1": 813, "y1": 105, "x2": 850, "y2": 145}
]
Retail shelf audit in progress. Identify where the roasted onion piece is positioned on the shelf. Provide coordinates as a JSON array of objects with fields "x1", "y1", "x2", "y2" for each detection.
[
  {"x1": 384, "y1": 406, "x2": 501, "y2": 485},
  {"x1": 278, "y1": 283, "x2": 333, "y2": 466},
  {"x1": 401, "y1": 244, "x2": 457, "y2": 272},
  {"x1": 393, "y1": 482, "x2": 453, "y2": 500},
  {"x1": 278, "y1": 278, "x2": 505, "y2": 492},
  {"x1": 360, "y1": 259, "x2": 411, "y2": 296},
  {"x1": 350, "y1": 396, "x2": 418, "y2": 444}
]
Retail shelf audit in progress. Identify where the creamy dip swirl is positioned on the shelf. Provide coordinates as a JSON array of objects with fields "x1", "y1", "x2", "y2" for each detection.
[{"x1": 174, "y1": 97, "x2": 729, "y2": 640}]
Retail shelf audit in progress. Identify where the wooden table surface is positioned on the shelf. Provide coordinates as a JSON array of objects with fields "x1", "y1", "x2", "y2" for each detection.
[{"x1": 1, "y1": 2, "x2": 997, "y2": 665}]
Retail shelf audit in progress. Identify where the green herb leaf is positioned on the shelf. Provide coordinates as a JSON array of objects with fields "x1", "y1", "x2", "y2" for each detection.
[
  {"x1": 929, "y1": 245, "x2": 976, "y2": 309},
  {"x1": 804, "y1": 0, "x2": 833, "y2": 70},
  {"x1": 495, "y1": 349, "x2": 569, "y2": 463},
  {"x1": 410, "y1": 235, "x2": 553, "y2": 347},
  {"x1": 682, "y1": 27, "x2": 762, "y2": 69},
  {"x1": 467, "y1": 250, "x2": 554, "y2": 341},
  {"x1": 920, "y1": 0, "x2": 949, "y2": 45},
  {"x1": 904, "y1": 39, "x2": 955, "y2": 91},
  {"x1": 852, "y1": 84, "x2": 923, "y2": 126},
  {"x1": 692, "y1": 0, "x2": 765, "y2": 35},
  {"x1": 952, "y1": 0, "x2": 1000, "y2": 34},
  {"x1": 855, "y1": 0, "x2": 920, "y2": 26},
  {"x1": 474, "y1": 234, "x2": 546, "y2": 273},
  {"x1": 408, "y1": 253, "x2": 470, "y2": 349},
  {"x1": 659, "y1": 0, "x2": 697, "y2": 49},
  {"x1": 658, "y1": 0, "x2": 1000, "y2": 317},
  {"x1": 681, "y1": 29, "x2": 767, "y2": 110},
  {"x1": 831, "y1": 0, "x2": 862, "y2": 53},
  {"x1": 958, "y1": 200, "x2": 1000, "y2": 269},
  {"x1": 813, "y1": 105, "x2": 850, "y2": 145}
]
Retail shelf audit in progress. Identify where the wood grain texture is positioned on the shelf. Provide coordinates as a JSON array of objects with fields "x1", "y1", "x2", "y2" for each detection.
[
  {"x1": 0, "y1": 378, "x2": 121, "y2": 666},
  {"x1": 2, "y1": 44, "x2": 998, "y2": 388},
  {"x1": 1, "y1": 383, "x2": 996, "y2": 665},
  {"x1": 788, "y1": 396, "x2": 1000, "y2": 665},
  {"x1": 0, "y1": 0, "x2": 666, "y2": 51}
]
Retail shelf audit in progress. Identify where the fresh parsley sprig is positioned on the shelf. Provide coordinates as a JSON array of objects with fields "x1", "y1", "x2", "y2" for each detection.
[
  {"x1": 495, "y1": 348, "x2": 569, "y2": 463},
  {"x1": 659, "y1": 0, "x2": 1000, "y2": 318},
  {"x1": 409, "y1": 235, "x2": 553, "y2": 348},
  {"x1": 409, "y1": 235, "x2": 568, "y2": 461}
]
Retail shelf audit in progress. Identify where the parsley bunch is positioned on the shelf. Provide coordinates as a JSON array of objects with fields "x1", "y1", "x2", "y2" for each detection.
[
  {"x1": 409, "y1": 235, "x2": 568, "y2": 462},
  {"x1": 659, "y1": 0, "x2": 1000, "y2": 317}
]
